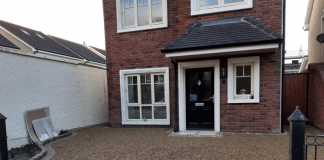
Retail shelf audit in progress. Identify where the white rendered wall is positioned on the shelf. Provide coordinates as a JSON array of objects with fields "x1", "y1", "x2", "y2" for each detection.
[{"x1": 0, "y1": 51, "x2": 108, "y2": 148}]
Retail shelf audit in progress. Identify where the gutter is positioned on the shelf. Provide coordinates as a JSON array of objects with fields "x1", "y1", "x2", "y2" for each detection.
[
  {"x1": 35, "y1": 50, "x2": 82, "y2": 64},
  {"x1": 161, "y1": 39, "x2": 283, "y2": 53},
  {"x1": 280, "y1": 0, "x2": 286, "y2": 133}
]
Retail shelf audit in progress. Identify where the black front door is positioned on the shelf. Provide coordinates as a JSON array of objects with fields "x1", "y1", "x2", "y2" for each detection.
[{"x1": 186, "y1": 68, "x2": 214, "y2": 130}]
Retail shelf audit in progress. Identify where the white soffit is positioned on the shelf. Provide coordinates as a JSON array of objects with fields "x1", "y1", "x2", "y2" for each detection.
[{"x1": 165, "y1": 43, "x2": 279, "y2": 58}]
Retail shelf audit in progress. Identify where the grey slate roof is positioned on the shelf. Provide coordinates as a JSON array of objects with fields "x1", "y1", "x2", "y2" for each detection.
[
  {"x1": 51, "y1": 36, "x2": 106, "y2": 64},
  {"x1": 0, "y1": 20, "x2": 81, "y2": 59},
  {"x1": 0, "y1": 20, "x2": 106, "y2": 65},
  {"x1": 0, "y1": 34, "x2": 19, "y2": 49},
  {"x1": 162, "y1": 17, "x2": 282, "y2": 53}
]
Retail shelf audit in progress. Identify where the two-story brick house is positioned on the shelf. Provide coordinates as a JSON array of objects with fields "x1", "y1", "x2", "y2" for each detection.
[{"x1": 103, "y1": 0, "x2": 284, "y2": 133}]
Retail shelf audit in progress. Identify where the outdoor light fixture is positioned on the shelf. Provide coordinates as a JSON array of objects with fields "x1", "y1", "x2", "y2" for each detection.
[
  {"x1": 317, "y1": 33, "x2": 324, "y2": 43},
  {"x1": 221, "y1": 67, "x2": 227, "y2": 80}
]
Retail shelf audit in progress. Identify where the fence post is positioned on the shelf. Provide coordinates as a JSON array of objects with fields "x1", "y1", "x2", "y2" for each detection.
[
  {"x1": 288, "y1": 106, "x2": 308, "y2": 160},
  {"x1": 0, "y1": 113, "x2": 8, "y2": 160}
]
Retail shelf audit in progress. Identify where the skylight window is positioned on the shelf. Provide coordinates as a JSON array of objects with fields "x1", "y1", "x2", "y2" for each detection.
[
  {"x1": 20, "y1": 29, "x2": 31, "y2": 36},
  {"x1": 36, "y1": 33, "x2": 45, "y2": 39}
]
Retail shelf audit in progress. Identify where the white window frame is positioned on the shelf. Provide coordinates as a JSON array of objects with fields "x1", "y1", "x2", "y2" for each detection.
[
  {"x1": 178, "y1": 60, "x2": 220, "y2": 133},
  {"x1": 227, "y1": 56, "x2": 260, "y2": 104},
  {"x1": 321, "y1": 16, "x2": 324, "y2": 33},
  {"x1": 120, "y1": 67, "x2": 170, "y2": 125},
  {"x1": 190, "y1": 0, "x2": 253, "y2": 16},
  {"x1": 116, "y1": 0, "x2": 168, "y2": 33}
]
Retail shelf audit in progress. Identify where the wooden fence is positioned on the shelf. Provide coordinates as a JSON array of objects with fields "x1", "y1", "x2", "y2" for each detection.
[{"x1": 283, "y1": 73, "x2": 308, "y2": 125}]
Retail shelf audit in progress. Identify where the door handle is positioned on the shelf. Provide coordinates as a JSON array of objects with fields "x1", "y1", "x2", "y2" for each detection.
[{"x1": 209, "y1": 96, "x2": 214, "y2": 102}]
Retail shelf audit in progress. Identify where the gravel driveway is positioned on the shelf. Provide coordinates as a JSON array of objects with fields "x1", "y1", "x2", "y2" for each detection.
[{"x1": 51, "y1": 126, "x2": 296, "y2": 160}]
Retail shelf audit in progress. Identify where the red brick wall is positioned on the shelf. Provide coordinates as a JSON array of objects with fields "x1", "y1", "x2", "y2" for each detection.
[
  {"x1": 308, "y1": 63, "x2": 324, "y2": 129},
  {"x1": 103, "y1": 0, "x2": 283, "y2": 132},
  {"x1": 220, "y1": 53, "x2": 281, "y2": 133}
]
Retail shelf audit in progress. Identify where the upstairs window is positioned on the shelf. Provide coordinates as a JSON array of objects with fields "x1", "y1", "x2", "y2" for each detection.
[
  {"x1": 191, "y1": 0, "x2": 253, "y2": 16},
  {"x1": 321, "y1": 16, "x2": 324, "y2": 33},
  {"x1": 116, "y1": 0, "x2": 168, "y2": 33}
]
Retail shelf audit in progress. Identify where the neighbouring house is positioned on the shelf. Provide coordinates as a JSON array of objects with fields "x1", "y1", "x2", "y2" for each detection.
[
  {"x1": 285, "y1": 55, "x2": 308, "y2": 74},
  {"x1": 89, "y1": 46, "x2": 107, "y2": 59},
  {"x1": 304, "y1": 0, "x2": 324, "y2": 129},
  {"x1": 103, "y1": 0, "x2": 284, "y2": 133},
  {"x1": 0, "y1": 20, "x2": 108, "y2": 148}
]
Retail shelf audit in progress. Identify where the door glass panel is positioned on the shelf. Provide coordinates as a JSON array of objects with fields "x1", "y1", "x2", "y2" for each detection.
[
  {"x1": 142, "y1": 106, "x2": 152, "y2": 119},
  {"x1": 140, "y1": 74, "x2": 152, "y2": 104},
  {"x1": 137, "y1": 0, "x2": 149, "y2": 26},
  {"x1": 128, "y1": 106, "x2": 140, "y2": 119},
  {"x1": 154, "y1": 106, "x2": 166, "y2": 119},
  {"x1": 151, "y1": 0, "x2": 163, "y2": 23},
  {"x1": 127, "y1": 76, "x2": 138, "y2": 103},
  {"x1": 154, "y1": 75, "x2": 165, "y2": 103}
]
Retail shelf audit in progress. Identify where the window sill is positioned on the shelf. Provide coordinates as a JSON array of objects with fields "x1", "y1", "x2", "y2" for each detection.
[
  {"x1": 122, "y1": 120, "x2": 170, "y2": 125},
  {"x1": 117, "y1": 23, "x2": 168, "y2": 33},
  {"x1": 227, "y1": 99, "x2": 260, "y2": 104},
  {"x1": 191, "y1": 3, "x2": 253, "y2": 16}
]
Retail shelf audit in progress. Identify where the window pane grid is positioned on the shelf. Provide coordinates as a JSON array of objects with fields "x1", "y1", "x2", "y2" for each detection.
[
  {"x1": 137, "y1": 0, "x2": 149, "y2": 26},
  {"x1": 127, "y1": 75, "x2": 139, "y2": 103},
  {"x1": 126, "y1": 73, "x2": 167, "y2": 120},
  {"x1": 121, "y1": 0, "x2": 136, "y2": 27},
  {"x1": 151, "y1": 0, "x2": 163, "y2": 23},
  {"x1": 199, "y1": 0, "x2": 218, "y2": 8},
  {"x1": 121, "y1": 0, "x2": 164, "y2": 29},
  {"x1": 198, "y1": 0, "x2": 246, "y2": 9},
  {"x1": 234, "y1": 64, "x2": 253, "y2": 97}
]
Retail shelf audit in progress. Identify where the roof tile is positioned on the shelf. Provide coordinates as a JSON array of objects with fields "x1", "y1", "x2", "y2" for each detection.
[
  {"x1": 162, "y1": 17, "x2": 282, "y2": 53},
  {"x1": 0, "y1": 34, "x2": 19, "y2": 49}
]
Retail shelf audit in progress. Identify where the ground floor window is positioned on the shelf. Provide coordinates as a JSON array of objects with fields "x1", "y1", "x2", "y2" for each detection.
[
  {"x1": 120, "y1": 67, "x2": 170, "y2": 125},
  {"x1": 227, "y1": 56, "x2": 260, "y2": 103}
]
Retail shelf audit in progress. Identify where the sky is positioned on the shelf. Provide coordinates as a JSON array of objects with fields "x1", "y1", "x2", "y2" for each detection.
[
  {"x1": 0, "y1": 0, "x2": 309, "y2": 54},
  {"x1": 285, "y1": 0, "x2": 309, "y2": 56},
  {"x1": 0, "y1": 0, "x2": 106, "y2": 49}
]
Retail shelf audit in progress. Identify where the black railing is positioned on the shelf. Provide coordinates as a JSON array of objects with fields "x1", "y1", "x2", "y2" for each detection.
[
  {"x1": 306, "y1": 135, "x2": 324, "y2": 160},
  {"x1": 0, "y1": 113, "x2": 8, "y2": 160},
  {"x1": 288, "y1": 106, "x2": 308, "y2": 160}
]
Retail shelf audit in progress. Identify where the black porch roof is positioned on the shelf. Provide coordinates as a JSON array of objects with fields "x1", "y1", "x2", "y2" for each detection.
[{"x1": 162, "y1": 17, "x2": 282, "y2": 53}]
